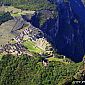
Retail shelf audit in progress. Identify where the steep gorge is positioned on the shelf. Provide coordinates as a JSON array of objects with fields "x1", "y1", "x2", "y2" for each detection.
[{"x1": 31, "y1": 0, "x2": 85, "y2": 62}]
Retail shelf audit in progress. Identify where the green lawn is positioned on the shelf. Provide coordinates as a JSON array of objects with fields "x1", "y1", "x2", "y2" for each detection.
[{"x1": 23, "y1": 40, "x2": 42, "y2": 53}]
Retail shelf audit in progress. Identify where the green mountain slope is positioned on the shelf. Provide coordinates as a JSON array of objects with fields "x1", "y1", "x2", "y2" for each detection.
[
  {"x1": 1, "y1": 0, "x2": 56, "y2": 11},
  {"x1": 0, "y1": 54, "x2": 83, "y2": 85}
]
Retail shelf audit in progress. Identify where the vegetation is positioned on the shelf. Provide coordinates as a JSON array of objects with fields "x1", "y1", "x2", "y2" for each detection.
[
  {"x1": 23, "y1": 40, "x2": 42, "y2": 53},
  {"x1": 38, "y1": 10, "x2": 57, "y2": 26},
  {"x1": 0, "y1": 1, "x2": 84, "y2": 85},
  {"x1": 0, "y1": 12, "x2": 13, "y2": 24},
  {"x1": 0, "y1": 54, "x2": 83, "y2": 85},
  {"x1": 47, "y1": 57, "x2": 69, "y2": 64},
  {"x1": 0, "y1": 54, "x2": 3, "y2": 60},
  {"x1": 0, "y1": 0, "x2": 56, "y2": 27},
  {"x1": 1, "y1": 0, "x2": 56, "y2": 11}
]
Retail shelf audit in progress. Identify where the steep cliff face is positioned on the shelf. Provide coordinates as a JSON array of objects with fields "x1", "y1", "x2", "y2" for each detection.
[{"x1": 31, "y1": 0, "x2": 85, "y2": 62}]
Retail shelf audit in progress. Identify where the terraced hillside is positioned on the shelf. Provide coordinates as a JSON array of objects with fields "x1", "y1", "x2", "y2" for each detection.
[
  {"x1": 0, "y1": 20, "x2": 16, "y2": 46},
  {"x1": 0, "y1": 7, "x2": 35, "y2": 46}
]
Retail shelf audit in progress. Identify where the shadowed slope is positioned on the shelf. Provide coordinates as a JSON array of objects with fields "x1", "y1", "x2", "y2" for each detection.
[{"x1": 35, "y1": 0, "x2": 85, "y2": 62}]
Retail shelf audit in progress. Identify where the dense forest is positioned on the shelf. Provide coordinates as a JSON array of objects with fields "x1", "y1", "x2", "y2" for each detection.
[
  {"x1": 0, "y1": 54, "x2": 84, "y2": 85},
  {"x1": 0, "y1": 0, "x2": 56, "y2": 11}
]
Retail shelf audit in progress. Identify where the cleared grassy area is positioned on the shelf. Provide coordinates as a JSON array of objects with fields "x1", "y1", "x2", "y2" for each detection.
[
  {"x1": 47, "y1": 57, "x2": 62, "y2": 61},
  {"x1": 23, "y1": 40, "x2": 43, "y2": 53},
  {"x1": 11, "y1": 13, "x2": 20, "y2": 17},
  {"x1": 11, "y1": 12, "x2": 27, "y2": 17},
  {"x1": 47, "y1": 57, "x2": 69, "y2": 64}
]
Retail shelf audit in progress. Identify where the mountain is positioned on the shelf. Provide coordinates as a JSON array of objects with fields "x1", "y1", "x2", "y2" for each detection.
[
  {"x1": 30, "y1": 0, "x2": 85, "y2": 62},
  {"x1": 1, "y1": 0, "x2": 85, "y2": 62},
  {"x1": 0, "y1": 0, "x2": 85, "y2": 84}
]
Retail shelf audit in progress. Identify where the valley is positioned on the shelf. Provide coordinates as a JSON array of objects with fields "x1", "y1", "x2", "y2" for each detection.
[{"x1": 0, "y1": 0, "x2": 85, "y2": 85}]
